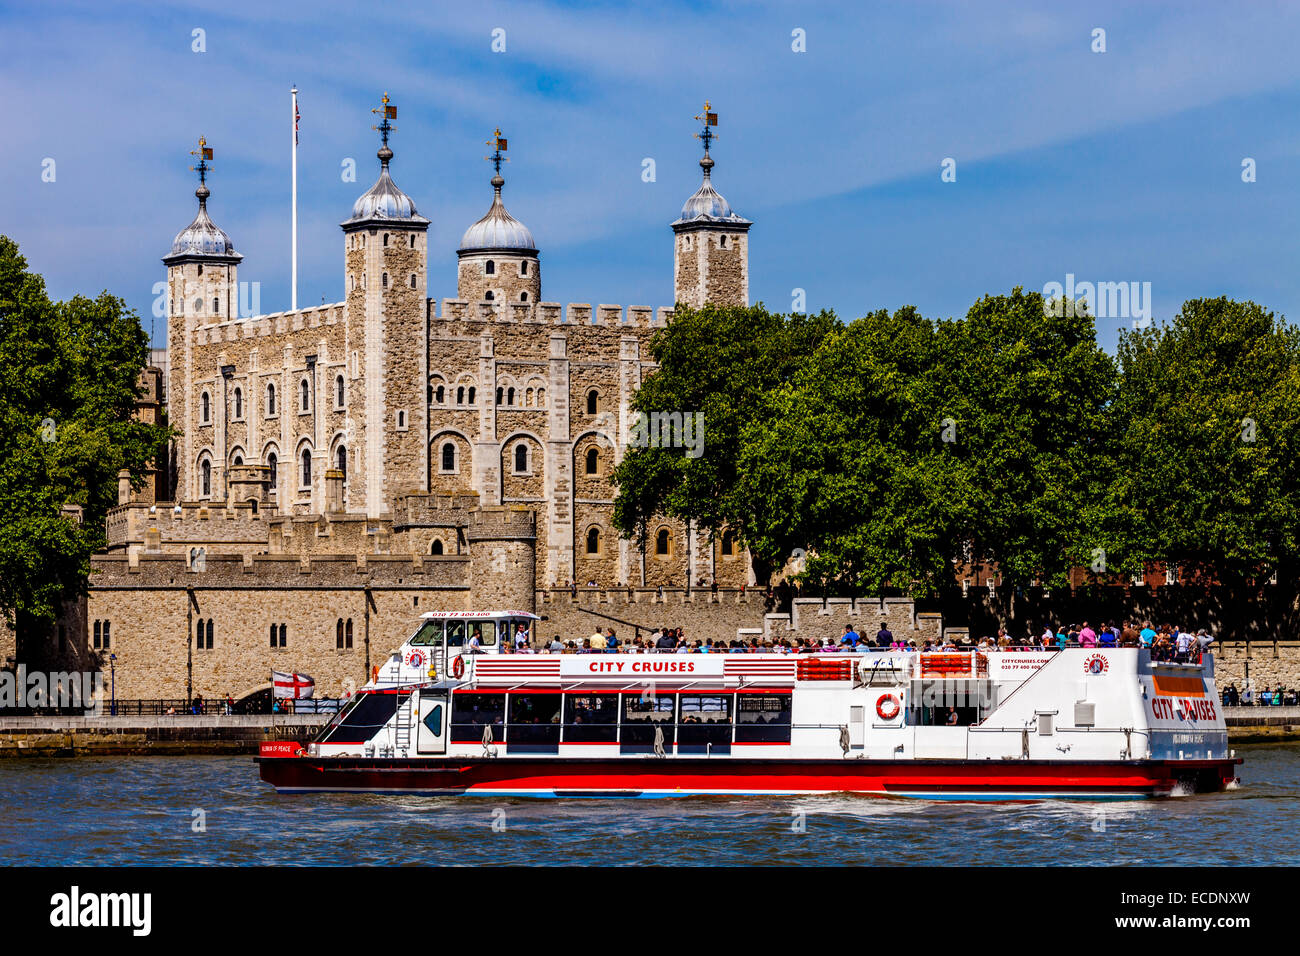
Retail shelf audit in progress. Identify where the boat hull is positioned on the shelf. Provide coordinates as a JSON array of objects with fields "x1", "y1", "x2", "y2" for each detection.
[{"x1": 256, "y1": 754, "x2": 1240, "y2": 800}]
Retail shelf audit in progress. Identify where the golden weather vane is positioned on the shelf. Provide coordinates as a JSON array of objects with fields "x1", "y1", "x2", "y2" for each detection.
[
  {"x1": 694, "y1": 100, "x2": 718, "y2": 154},
  {"x1": 485, "y1": 127, "x2": 509, "y2": 174},
  {"x1": 189, "y1": 136, "x2": 213, "y2": 184},
  {"x1": 371, "y1": 92, "x2": 397, "y2": 147}
]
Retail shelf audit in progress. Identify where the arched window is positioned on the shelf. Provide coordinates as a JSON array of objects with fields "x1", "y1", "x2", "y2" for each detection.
[
  {"x1": 233, "y1": 387, "x2": 242, "y2": 419},
  {"x1": 345, "y1": 619, "x2": 353, "y2": 648},
  {"x1": 269, "y1": 624, "x2": 276, "y2": 647},
  {"x1": 514, "y1": 444, "x2": 528, "y2": 473},
  {"x1": 195, "y1": 619, "x2": 203, "y2": 647},
  {"x1": 300, "y1": 449, "x2": 312, "y2": 488},
  {"x1": 397, "y1": 410, "x2": 406, "y2": 428},
  {"x1": 410, "y1": 274, "x2": 417, "y2": 288},
  {"x1": 201, "y1": 392, "x2": 210, "y2": 423},
  {"x1": 409, "y1": 234, "x2": 415, "y2": 248},
  {"x1": 232, "y1": 453, "x2": 243, "y2": 466},
  {"x1": 537, "y1": 387, "x2": 545, "y2": 405},
  {"x1": 456, "y1": 386, "x2": 465, "y2": 405},
  {"x1": 484, "y1": 290, "x2": 494, "y2": 301},
  {"x1": 205, "y1": 619, "x2": 214, "y2": 649},
  {"x1": 468, "y1": 387, "x2": 476, "y2": 404},
  {"x1": 485, "y1": 260, "x2": 495, "y2": 275},
  {"x1": 507, "y1": 387, "x2": 515, "y2": 406},
  {"x1": 213, "y1": 297, "x2": 220, "y2": 314},
  {"x1": 335, "y1": 375, "x2": 345, "y2": 408},
  {"x1": 656, "y1": 528, "x2": 671, "y2": 556},
  {"x1": 103, "y1": 621, "x2": 111, "y2": 648},
  {"x1": 586, "y1": 527, "x2": 601, "y2": 555},
  {"x1": 720, "y1": 235, "x2": 727, "y2": 248},
  {"x1": 520, "y1": 292, "x2": 528, "y2": 302},
  {"x1": 383, "y1": 233, "x2": 389, "y2": 246},
  {"x1": 721, "y1": 530, "x2": 735, "y2": 556},
  {"x1": 267, "y1": 452, "x2": 278, "y2": 489},
  {"x1": 266, "y1": 383, "x2": 276, "y2": 415},
  {"x1": 430, "y1": 539, "x2": 444, "y2": 555},
  {"x1": 435, "y1": 385, "x2": 444, "y2": 404},
  {"x1": 496, "y1": 386, "x2": 503, "y2": 407},
  {"x1": 586, "y1": 448, "x2": 599, "y2": 475},
  {"x1": 300, "y1": 379, "x2": 310, "y2": 412},
  {"x1": 586, "y1": 390, "x2": 598, "y2": 415},
  {"x1": 336, "y1": 618, "x2": 345, "y2": 650},
  {"x1": 520, "y1": 261, "x2": 528, "y2": 276},
  {"x1": 337, "y1": 445, "x2": 347, "y2": 479},
  {"x1": 280, "y1": 624, "x2": 287, "y2": 647},
  {"x1": 93, "y1": 621, "x2": 100, "y2": 649},
  {"x1": 441, "y1": 442, "x2": 456, "y2": 472},
  {"x1": 200, "y1": 459, "x2": 211, "y2": 497}
]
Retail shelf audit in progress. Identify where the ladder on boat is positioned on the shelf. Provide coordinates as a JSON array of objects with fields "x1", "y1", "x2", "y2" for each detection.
[{"x1": 394, "y1": 690, "x2": 414, "y2": 754}]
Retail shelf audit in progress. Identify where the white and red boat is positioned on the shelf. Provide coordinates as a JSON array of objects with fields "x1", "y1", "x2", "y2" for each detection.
[{"x1": 257, "y1": 610, "x2": 1241, "y2": 800}]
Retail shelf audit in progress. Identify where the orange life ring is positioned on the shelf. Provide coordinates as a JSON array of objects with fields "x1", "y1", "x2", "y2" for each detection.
[
  {"x1": 876, "y1": 693, "x2": 901, "y2": 721},
  {"x1": 451, "y1": 656, "x2": 465, "y2": 679}
]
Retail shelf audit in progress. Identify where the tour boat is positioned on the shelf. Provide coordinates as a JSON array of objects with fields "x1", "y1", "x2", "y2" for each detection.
[{"x1": 256, "y1": 609, "x2": 1241, "y2": 800}]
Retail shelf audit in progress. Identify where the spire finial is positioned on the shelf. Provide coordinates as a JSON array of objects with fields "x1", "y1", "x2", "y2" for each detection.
[
  {"x1": 189, "y1": 136, "x2": 214, "y2": 205},
  {"x1": 371, "y1": 92, "x2": 397, "y2": 165},
  {"x1": 485, "y1": 128, "x2": 508, "y2": 193},
  {"x1": 693, "y1": 101, "x2": 717, "y2": 177}
]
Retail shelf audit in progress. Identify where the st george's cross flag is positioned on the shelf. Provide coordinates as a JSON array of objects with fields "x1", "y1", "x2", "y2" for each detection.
[{"x1": 272, "y1": 670, "x2": 315, "y2": 699}]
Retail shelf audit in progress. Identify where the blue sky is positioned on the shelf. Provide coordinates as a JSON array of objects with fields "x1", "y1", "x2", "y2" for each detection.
[{"x1": 2, "y1": 0, "x2": 1299, "y2": 353}]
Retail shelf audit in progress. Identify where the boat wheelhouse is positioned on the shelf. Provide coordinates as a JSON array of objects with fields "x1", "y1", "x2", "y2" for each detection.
[{"x1": 257, "y1": 610, "x2": 1241, "y2": 800}]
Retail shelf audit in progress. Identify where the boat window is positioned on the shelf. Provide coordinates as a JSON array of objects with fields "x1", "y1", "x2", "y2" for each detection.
[
  {"x1": 450, "y1": 692, "x2": 505, "y2": 743},
  {"x1": 409, "y1": 620, "x2": 444, "y2": 646},
  {"x1": 507, "y1": 693, "x2": 562, "y2": 744},
  {"x1": 317, "y1": 692, "x2": 401, "y2": 745},
  {"x1": 620, "y1": 692, "x2": 677, "y2": 750},
  {"x1": 445, "y1": 621, "x2": 466, "y2": 647},
  {"x1": 422, "y1": 702, "x2": 443, "y2": 736},
  {"x1": 678, "y1": 695, "x2": 733, "y2": 750},
  {"x1": 467, "y1": 621, "x2": 497, "y2": 648},
  {"x1": 735, "y1": 694, "x2": 792, "y2": 743},
  {"x1": 563, "y1": 693, "x2": 619, "y2": 743}
]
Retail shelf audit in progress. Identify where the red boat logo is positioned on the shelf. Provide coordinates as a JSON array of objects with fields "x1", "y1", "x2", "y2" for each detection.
[
  {"x1": 405, "y1": 650, "x2": 426, "y2": 668},
  {"x1": 1083, "y1": 654, "x2": 1109, "y2": 675}
]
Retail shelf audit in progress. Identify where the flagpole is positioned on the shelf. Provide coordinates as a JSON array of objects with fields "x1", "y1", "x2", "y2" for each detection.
[{"x1": 291, "y1": 86, "x2": 298, "y2": 312}]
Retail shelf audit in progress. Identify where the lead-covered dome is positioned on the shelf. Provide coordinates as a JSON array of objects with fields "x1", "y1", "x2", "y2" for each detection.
[
  {"x1": 165, "y1": 184, "x2": 240, "y2": 261},
  {"x1": 458, "y1": 174, "x2": 536, "y2": 254},
  {"x1": 342, "y1": 144, "x2": 428, "y2": 228},
  {"x1": 671, "y1": 155, "x2": 751, "y2": 229}
]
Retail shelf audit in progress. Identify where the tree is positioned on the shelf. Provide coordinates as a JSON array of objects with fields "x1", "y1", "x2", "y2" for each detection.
[
  {"x1": 0, "y1": 235, "x2": 169, "y2": 648},
  {"x1": 931, "y1": 289, "x2": 1115, "y2": 606},
  {"x1": 1104, "y1": 297, "x2": 1300, "y2": 596},
  {"x1": 611, "y1": 302, "x2": 839, "y2": 582},
  {"x1": 735, "y1": 307, "x2": 962, "y2": 596}
]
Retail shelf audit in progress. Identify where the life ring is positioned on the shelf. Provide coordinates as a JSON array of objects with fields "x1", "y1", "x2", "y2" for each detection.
[
  {"x1": 876, "y1": 693, "x2": 901, "y2": 721},
  {"x1": 451, "y1": 656, "x2": 465, "y2": 679}
]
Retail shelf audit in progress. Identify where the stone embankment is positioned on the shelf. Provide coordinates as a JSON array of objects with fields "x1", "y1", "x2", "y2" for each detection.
[{"x1": 0, "y1": 715, "x2": 328, "y2": 757}]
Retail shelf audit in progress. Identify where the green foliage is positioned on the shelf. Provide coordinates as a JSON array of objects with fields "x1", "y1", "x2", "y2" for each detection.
[
  {"x1": 611, "y1": 302, "x2": 839, "y2": 578},
  {"x1": 1104, "y1": 297, "x2": 1300, "y2": 583},
  {"x1": 0, "y1": 235, "x2": 169, "y2": 633}
]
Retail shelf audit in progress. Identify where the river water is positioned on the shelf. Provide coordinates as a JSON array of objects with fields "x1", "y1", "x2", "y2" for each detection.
[{"x1": 2, "y1": 744, "x2": 1296, "y2": 866}]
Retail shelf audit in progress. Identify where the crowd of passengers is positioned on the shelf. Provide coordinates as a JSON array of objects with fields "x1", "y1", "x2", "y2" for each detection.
[{"x1": 487, "y1": 619, "x2": 1215, "y2": 663}]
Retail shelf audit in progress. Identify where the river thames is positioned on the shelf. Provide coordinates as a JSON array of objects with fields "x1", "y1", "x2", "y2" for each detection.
[{"x1": 2, "y1": 744, "x2": 1296, "y2": 866}]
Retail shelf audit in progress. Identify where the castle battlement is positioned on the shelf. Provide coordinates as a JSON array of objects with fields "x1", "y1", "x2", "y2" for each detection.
[
  {"x1": 189, "y1": 302, "x2": 348, "y2": 346},
  {"x1": 91, "y1": 550, "x2": 470, "y2": 589},
  {"x1": 466, "y1": 506, "x2": 537, "y2": 542},
  {"x1": 433, "y1": 299, "x2": 671, "y2": 328}
]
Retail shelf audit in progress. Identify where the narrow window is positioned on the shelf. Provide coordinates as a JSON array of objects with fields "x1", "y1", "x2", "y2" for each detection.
[
  {"x1": 301, "y1": 449, "x2": 312, "y2": 488},
  {"x1": 656, "y1": 528, "x2": 670, "y2": 556},
  {"x1": 435, "y1": 385, "x2": 444, "y2": 404},
  {"x1": 586, "y1": 527, "x2": 600, "y2": 555},
  {"x1": 496, "y1": 386, "x2": 503, "y2": 407},
  {"x1": 382, "y1": 273, "x2": 388, "y2": 288},
  {"x1": 336, "y1": 619, "x2": 344, "y2": 650},
  {"x1": 485, "y1": 260, "x2": 495, "y2": 275},
  {"x1": 409, "y1": 234, "x2": 415, "y2": 248},
  {"x1": 213, "y1": 297, "x2": 220, "y2": 314},
  {"x1": 383, "y1": 233, "x2": 389, "y2": 246},
  {"x1": 93, "y1": 621, "x2": 101, "y2": 649},
  {"x1": 233, "y1": 453, "x2": 243, "y2": 466},
  {"x1": 233, "y1": 387, "x2": 242, "y2": 419},
  {"x1": 300, "y1": 379, "x2": 310, "y2": 412},
  {"x1": 346, "y1": 619, "x2": 353, "y2": 648},
  {"x1": 336, "y1": 375, "x2": 345, "y2": 408},
  {"x1": 722, "y1": 531, "x2": 735, "y2": 556},
  {"x1": 520, "y1": 261, "x2": 528, "y2": 276},
  {"x1": 102, "y1": 621, "x2": 110, "y2": 649},
  {"x1": 201, "y1": 460, "x2": 211, "y2": 497},
  {"x1": 586, "y1": 390, "x2": 598, "y2": 415},
  {"x1": 586, "y1": 448, "x2": 599, "y2": 475},
  {"x1": 201, "y1": 392, "x2": 210, "y2": 423},
  {"x1": 468, "y1": 387, "x2": 476, "y2": 404},
  {"x1": 430, "y1": 539, "x2": 444, "y2": 555},
  {"x1": 205, "y1": 619, "x2": 214, "y2": 649},
  {"x1": 397, "y1": 410, "x2": 406, "y2": 428},
  {"x1": 196, "y1": 619, "x2": 203, "y2": 648},
  {"x1": 267, "y1": 383, "x2": 276, "y2": 415},
  {"x1": 442, "y1": 442, "x2": 456, "y2": 471},
  {"x1": 267, "y1": 453, "x2": 277, "y2": 488},
  {"x1": 537, "y1": 387, "x2": 545, "y2": 405},
  {"x1": 514, "y1": 444, "x2": 528, "y2": 473},
  {"x1": 410, "y1": 275, "x2": 417, "y2": 289},
  {"x1": 507, "y1": 387, "x2": 515, "y2": 406},
  {"x1": 485, "y1": 291, "x2": 494, "y2": 301},
  {"x1": 337, "y1": 445, "x2": 347, "y2": 479},
  {"x1": 279, "y1": 624, "x2": 287, "y2": 647},
  {"x1": 270, "y1": 624, "x2": 277, "y2": 648},
  {"x1": 457, "y1": 386, "x2": 465, "y2": 405}
]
